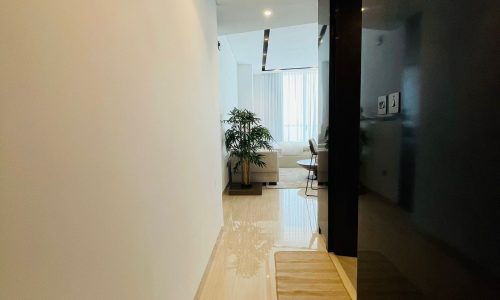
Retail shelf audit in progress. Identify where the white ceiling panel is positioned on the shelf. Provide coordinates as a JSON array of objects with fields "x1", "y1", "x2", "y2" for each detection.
[
  {"x1": 266, "y1": 23, "x2": 318, "y2": 70},
  {"x1": 225, "y1": 30, "x2": 264, "y2": 73},
  {"x1": 217, "y1": 0, "x2": 317, "y2": 35},
  {"x1": 223, "y1": 23, "x2": 318, "y2": 74}
]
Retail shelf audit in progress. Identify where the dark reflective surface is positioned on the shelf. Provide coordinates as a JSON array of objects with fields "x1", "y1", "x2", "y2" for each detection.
[{"x1": 359, "y1": 0, "x2": 500, "y2": 298}]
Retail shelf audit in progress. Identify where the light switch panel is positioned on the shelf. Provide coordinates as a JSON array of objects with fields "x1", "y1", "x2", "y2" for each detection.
[
  {"x1": 377, "y1": 96, "x2": 387, "y2": 115},
  {"x1": 388, "y1": 92, "x2": 400, "y2": 114}
]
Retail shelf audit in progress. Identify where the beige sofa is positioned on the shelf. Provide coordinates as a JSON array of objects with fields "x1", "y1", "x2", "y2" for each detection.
[
  {"x1": 230, "y1": 151, "x2": 279, "y2": 184},
  {"x1": 275, "y1": 142, "x2": 311, "y2": 168}
]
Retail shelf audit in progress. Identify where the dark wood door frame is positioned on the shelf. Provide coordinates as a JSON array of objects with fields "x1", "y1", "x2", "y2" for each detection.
[{"x1": 328, "y1": 0, "x2": 362, "y2": 257}]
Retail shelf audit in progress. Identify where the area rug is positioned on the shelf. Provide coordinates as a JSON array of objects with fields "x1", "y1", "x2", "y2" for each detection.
[
  {"x1": 274, "y1": 251, "x2": 351, "y2": 299},
  {"x1": 266, "y1": 168, "x2": 318, "y2": 189}
]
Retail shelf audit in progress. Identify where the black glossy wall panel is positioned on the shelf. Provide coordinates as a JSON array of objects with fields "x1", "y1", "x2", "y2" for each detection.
[{"x1": 358, "y1": 0, "x2": 500, "y2": 298}]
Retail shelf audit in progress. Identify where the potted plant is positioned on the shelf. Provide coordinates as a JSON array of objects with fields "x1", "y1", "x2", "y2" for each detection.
[{"x1": 224, "y1": 108, "x2": 273, "y2": 187}]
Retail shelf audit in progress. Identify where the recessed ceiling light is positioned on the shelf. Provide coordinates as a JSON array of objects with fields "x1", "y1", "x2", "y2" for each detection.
[
  {"x1": 361, "y1": 7, "x2": 366, "y2": 12},
  {"x1": 263, "y1": 10, "x2": 273, "y2": 17}
]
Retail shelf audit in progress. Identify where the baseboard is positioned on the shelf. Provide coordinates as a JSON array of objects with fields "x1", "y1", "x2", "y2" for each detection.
[{"x1": 193, "y1": 227, "x2": 224, "y2": 299}]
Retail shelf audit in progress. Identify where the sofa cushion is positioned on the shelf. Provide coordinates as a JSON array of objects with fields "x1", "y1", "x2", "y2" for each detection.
[
  {"x1": 250, "y1": 151, "x2": 278, "y2": 172},
  {"x1": 230, "y1": 151, "x2": 279, "y2": 183},
  {"x1": 229, "y1": 151, "x2": 279, "y2": 173},
  {"x1": 278, "y1": 142, "x2": 309, "y2": 156}
]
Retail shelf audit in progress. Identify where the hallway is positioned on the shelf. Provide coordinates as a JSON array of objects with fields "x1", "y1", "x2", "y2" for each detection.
[{"x1": 197, "y1": 189, "x2": 326, "y2": 299}]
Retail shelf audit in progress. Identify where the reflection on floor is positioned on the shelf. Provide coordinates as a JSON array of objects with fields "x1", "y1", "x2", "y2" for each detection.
[
  {"x1": 359, "y1": 192, "x2": 499, "y2": 299},
  {"x1": 358, "y1": 251, "x2": 422, "y2": 299},
  {"x1": 266, "y1": 168, "x2": 312, "y2": 189},
  {"x1": 197, "y1": 189, "x2": 326, "y2": 300}
]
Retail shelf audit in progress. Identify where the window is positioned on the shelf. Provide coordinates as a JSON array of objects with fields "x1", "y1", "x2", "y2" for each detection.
[{"x1": 253, "y1": 69, "x2": 319, "y2": 143}]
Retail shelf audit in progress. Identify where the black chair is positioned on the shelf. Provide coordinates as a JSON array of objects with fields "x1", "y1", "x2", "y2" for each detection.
[{"x1": 306, "y1": 139, "x2": 319, "y2": 196}]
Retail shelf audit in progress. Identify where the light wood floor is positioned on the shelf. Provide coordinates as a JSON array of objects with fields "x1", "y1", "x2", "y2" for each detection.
[
  {"x1": 197, "y1": 189, "x2": 329, "y2": 299},
  {"x1": 275, "y1": 251, "x2": 350, "y2": 300}
]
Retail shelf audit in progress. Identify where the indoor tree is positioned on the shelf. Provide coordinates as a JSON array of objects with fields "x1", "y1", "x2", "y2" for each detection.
[{"x1": 224, "y1": 108, "x2": 273, "y2": 186}]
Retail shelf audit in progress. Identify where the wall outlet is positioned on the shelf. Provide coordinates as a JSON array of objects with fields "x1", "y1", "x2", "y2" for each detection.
[
  {"x1": 388, "y1": 92, "x2": 400, "y2": 114},
  {"x1": 377, "y1": 96, "x2": 387, "y2": 115}
]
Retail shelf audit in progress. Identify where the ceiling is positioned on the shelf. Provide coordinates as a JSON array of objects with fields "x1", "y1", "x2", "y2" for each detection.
[
  {"x1": 217, "y1": 0, "x2": 317, "y2": 35},
  {"x1": 223, "y1": 30, "x2": 263, "y2": 73},
  {"x1": 224, "y1": 23, "x2": 319, "y2": 74}
]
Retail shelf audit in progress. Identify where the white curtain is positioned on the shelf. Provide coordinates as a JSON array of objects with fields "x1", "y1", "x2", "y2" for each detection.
[
  {"x1": 253, "y1": 72, "x2": 283, "y2": 141},
  {"x1": 282, "y1": 70, "x2": 318, "y2": 142},
  {"x1": 253, "y1": 69, "x2": 318, "y2": 143}
]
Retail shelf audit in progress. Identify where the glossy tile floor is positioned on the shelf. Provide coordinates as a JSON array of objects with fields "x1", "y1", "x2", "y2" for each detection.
[{"x1": 198, "y1": 188, "x2": 326, "y2": 300}]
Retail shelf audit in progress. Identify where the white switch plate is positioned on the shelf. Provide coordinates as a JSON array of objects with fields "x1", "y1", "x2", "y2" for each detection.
[
  {"x1": 377, "y1": 96, "x2": 387, "y2": 115},
  {"x1": 388, "y1": 92, "x2": 400, "y2": 114}
]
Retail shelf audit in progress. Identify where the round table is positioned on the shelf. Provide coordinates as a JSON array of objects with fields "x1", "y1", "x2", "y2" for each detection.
[{"x1": 297, "y1": 159, "x2": 317, "y2": 179}]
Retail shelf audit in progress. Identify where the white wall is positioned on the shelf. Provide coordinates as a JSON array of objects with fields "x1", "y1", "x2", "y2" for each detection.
[
  {"x1": 218, "y1": 37, "x2": 239, "y2": 117},
  {"x1": 318, "y1": 24, "x2": 330, "y2": 144},
  {"x1": 237, "y1": 64, "x2": 254, "y2": 110},
  {"x1": 0, "y1": 0, "x2": 223, "y2": 299},
  {"x1": 218, "y1": 36, "x2": 238, "y2": 189}
]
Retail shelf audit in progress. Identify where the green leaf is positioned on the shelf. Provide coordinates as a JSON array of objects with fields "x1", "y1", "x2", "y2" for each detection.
[{"x1": 222, "y1": 107, "x2": 275, "y2": 169}]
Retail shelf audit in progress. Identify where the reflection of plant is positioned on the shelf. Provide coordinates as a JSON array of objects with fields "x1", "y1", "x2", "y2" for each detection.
[{"x1": 225, "y1": 220, "x2": 274, "y2": 278}]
